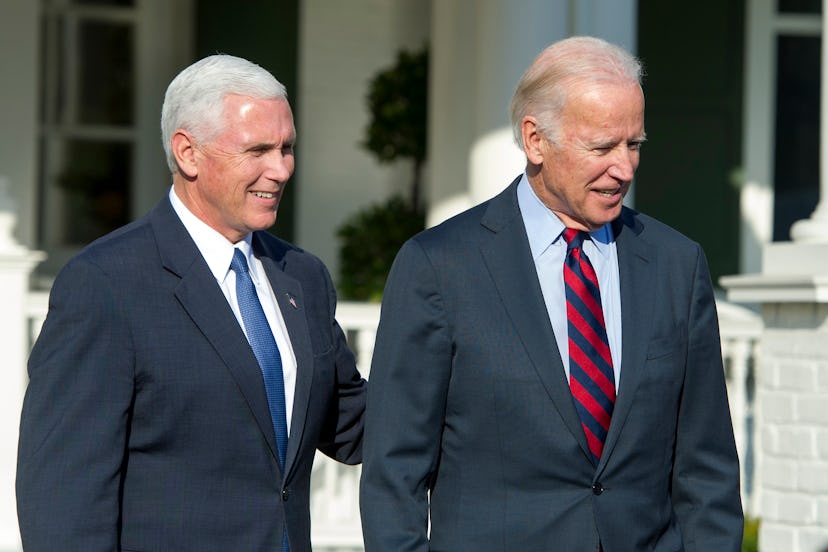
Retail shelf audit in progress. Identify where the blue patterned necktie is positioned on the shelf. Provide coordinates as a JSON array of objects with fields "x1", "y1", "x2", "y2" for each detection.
[
  {"x1": 230, "y1": 248, "x2": 288, "y2": 469},
  {"x1": 562, "y1": 229, "x2": 616, "y2": 465},
  {"x1": 231, "y1": 249, "x2": 290, "y2": 551}
]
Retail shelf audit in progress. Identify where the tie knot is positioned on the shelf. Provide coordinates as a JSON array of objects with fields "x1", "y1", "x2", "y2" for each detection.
[
  {"x1": 230, "y1": 248, "x2": 250, "y2": 274},
  {"x1": 562, "y1": 228, "x2": 586, "y2": 251}
]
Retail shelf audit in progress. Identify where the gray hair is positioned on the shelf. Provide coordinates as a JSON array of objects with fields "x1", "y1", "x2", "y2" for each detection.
[
  {"x1": 509, "y1": 36, "x2": 643, "y2": 149},
  {"x1": 161, "y1": 54, "x2": 289, "y2": 173}
]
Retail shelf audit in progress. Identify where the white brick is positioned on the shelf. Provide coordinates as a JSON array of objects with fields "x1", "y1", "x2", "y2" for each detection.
[
  {"x1": 763, "y1": 458, "x2": 797, "y2": 490},
  {"x1": 799, "y1": 462, "x2": 828, "y2": 494},
  {"x1": 762, "y1": 329, "x2": 798, "y2": 354},
  {"x1": 796, "y1": 336, "x2": 828, "y2": 358},
  {"x1": 758, "y1": 359, "x2": 780, "y2": 388},
  {"x1": 818, "y1": 364, "x2": 828, "y2": 392},
  {"x1": 817, "y1": 497, "x2": 828, "y2": 527},
  {"x1": 762, "y1": 490, "x2": 781, "y2": 521},
  {"x1": 818, "y1": 430, "x2": 828, "y2": 460},
  {"x1": 763, "y1": 393, "x2": 797, "y2": 423},
  {"x1": 777, "y1": 426, "x2": 818, "y2": 459},
  {"x1": 799, "y1": 529, "x2": 828, "y2": 552},
  {"x1": 760, "y1": 522, "x2": 796, "y2": 552},
  {"x1": 777, "y1": 494, "x2": 817, "y2": 524},
  {"x1": 764, "y1": 425, "x2": 780, "y2": 455},
  {"x1": 778, "y1": 362, "x2": 818, "y2": 392},
  {"x1": 799, "y1": 395, "x2": 828, "y2": 425}
]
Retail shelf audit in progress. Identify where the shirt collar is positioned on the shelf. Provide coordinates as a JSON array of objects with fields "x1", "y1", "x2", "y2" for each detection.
[
  {"x1": 516, "y1": 173, "x2": 615, "y2": 259},
  {"x1": 168, "y1": 187, "x2": 255, "y2": 284}
]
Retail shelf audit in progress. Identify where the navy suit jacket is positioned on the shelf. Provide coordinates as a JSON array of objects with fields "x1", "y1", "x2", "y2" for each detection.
[
  {"x1": 17, "y1": 196, "x2": 366, "y2": 551},
  {"x1": 360, "y1": 177, "x2": 743, "y2": 551}
]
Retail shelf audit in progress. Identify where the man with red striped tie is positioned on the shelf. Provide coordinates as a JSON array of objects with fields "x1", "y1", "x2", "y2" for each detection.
[{"x1": 361, "y1": 36, "x2": 743, "y2": 551}]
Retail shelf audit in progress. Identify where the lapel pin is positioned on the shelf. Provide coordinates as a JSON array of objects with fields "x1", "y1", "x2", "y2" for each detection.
[{"x1": 287, "y1": 294, "x2": 298, "y2": 309}]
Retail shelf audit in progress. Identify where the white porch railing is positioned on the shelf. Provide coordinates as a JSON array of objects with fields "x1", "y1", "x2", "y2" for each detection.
[
  {"x1": 717, "y1": 299, "x2": 763, "y2": 518},
  {"x1": 308, "y1": 302, "x2": 379, "y2": 552},
  {"x1": 22, "y1": 296, "x2": 760, "y2": 549}
]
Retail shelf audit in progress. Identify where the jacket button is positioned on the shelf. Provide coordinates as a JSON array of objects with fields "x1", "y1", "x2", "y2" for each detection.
[
  {"x1": 282, "y1": 489, "x2": 290, "y2": 501},
  {"x1": 592, "y1": 482, "x2": 603, "y2": 495}
]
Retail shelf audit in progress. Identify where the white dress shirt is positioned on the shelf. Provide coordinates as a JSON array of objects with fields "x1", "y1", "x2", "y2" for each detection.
[
  {"x1": 516, "y1": 174, "x2": 623, "y2": 388},
  {"x1": 169, "y1": 187, "x2": 297, "y2": 432}
]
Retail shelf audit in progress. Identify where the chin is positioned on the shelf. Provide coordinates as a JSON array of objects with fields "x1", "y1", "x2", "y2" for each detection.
[{"x1": 251, "y1": 215, "x2": 279, "y2": 231}]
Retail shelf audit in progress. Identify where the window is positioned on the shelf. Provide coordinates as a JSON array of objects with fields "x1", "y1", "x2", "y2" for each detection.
[
  {"x1": 778, "y1": 0, "x2": 821, "y2": 14},
  {"x1": 39, "y1": 0, "x2": 136, "y2": 253},
  {"x1": 36, "y1": 0, "x2": 192, "y2": 277},
  {"x1": 773, "y1": 34, "x2": 820, "y2": 240}
]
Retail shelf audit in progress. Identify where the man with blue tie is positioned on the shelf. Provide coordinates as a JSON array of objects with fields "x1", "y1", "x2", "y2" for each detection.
[
  {"x1": 17, "y1": 54, "x2": 367, "y2": 551},
  {"x1": 360, "y1": 36, "x2": 743, "y2": 551}
]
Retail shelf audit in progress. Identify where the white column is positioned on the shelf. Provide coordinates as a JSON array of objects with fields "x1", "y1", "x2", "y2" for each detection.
[
  {"x1": 790, "y1": 8, "x2": 828, "y2": 242},
  {"x1": 133, "y1": 0, "x2": 194, "y2": 217},
  {"x1": 740, "y1": 0, "x2": 776, "y2": 273},
  {"x1": 427, "y1": 0, "x2": 553, "y2": 225}
]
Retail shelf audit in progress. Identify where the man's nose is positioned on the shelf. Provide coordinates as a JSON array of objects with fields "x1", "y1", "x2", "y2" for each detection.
[
  {"x1": 265, "y1": 152, "x2": 294, "y2": 182},
  {"x1": 608, "y1": 148, "x2": 637, "y2": 181}
]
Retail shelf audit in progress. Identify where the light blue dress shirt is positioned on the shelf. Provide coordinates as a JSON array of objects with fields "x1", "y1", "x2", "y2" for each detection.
[{"x1": 516, "y1": 174, "x2": 623, "y2": 387}]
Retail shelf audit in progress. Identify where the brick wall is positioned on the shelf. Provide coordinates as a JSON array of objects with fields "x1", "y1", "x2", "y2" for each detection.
[{"x1": 758, "y1": 303, "x2": 828, "y2": 552}]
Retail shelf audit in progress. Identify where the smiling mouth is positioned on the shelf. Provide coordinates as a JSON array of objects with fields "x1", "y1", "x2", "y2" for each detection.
[{"x1": 251, "y1": 191, "x2": 276, "y2": 199}]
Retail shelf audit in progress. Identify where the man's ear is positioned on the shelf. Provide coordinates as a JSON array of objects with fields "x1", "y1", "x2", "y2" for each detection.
[
  {"x1": 171, "y1": 130, "x2": 198, "y2": 178},
  {"x1": 521, "y1": 116, "x2": 545, "y2": 165}
]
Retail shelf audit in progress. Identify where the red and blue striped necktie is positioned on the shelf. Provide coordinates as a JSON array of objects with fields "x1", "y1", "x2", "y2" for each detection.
[{"x1": 562, "y1": 228, "x2": 616, "y2": 465}]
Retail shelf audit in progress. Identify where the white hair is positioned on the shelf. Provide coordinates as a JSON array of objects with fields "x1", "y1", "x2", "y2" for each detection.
[
  {"x1": 509, "y1": 36, "x2": 643, "y2": 149},
  {"x1": 160, "y1": 54, "x2": 288, "y2": 173}
]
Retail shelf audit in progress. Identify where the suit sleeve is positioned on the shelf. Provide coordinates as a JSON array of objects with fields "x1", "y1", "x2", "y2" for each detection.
[
  {"x1": 360, "y1": 239, "x2": 452, "y2": 552},
  {"x1": 17, "y1": 258, "x2": 134, "y2": 551},
  {"x1": 672, "y1": 244, "x2": 744, "y2": 551},
  {"x1": 316, "y1": 258, "x2": 368, "y2": 465}
]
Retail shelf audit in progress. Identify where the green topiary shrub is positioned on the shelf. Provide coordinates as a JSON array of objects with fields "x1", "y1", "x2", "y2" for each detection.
[
  {"x1": 337, "y1": 46, "x2": 429, "y2": 300},
  {"x1": 336, "y1": 196, "x2": 424, "y2": 301},
  {"x1": 362, "y1": 47, "x2": 428, "y2": 212}
]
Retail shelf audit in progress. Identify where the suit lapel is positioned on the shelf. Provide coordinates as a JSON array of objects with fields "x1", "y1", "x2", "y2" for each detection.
[
  {"x1": 150, "y1": 199, "x2": 282, "y2": 467},
  {"x1": 254, "y1": 237, "x2": 315, "y2": 480},
  {"x1": 478, "y1": 180, "x2": 591, "y2": 460},
  {"x1": 598, "y1": 209, "x2": 655, "y2": 471}
]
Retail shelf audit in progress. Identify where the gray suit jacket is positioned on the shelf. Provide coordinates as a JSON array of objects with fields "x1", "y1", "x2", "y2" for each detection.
[
  {"x1": 17, "y1": 196, "x2": 367, "y2": 551},
  {"x1": 360, "y1": 177, "x2": 742, "y2": 551}
]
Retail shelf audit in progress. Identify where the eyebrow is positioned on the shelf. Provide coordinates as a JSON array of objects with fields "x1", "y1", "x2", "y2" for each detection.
[
  {"x1": 245, "y1": 143, "x2": 272, "y2": 152},
  {"x1": 244, "y1": 138, "x2": 295, "y2": 153}
]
